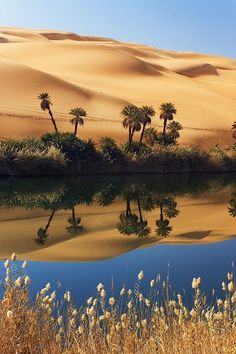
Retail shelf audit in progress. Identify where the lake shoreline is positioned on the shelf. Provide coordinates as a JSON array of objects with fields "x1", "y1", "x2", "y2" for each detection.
[
  {"x1": 1, "y1": 133, "x2": 236, "y2": 176},
  {"x1": 1, "y1": 161, "x2": 236, "y2": 177}
]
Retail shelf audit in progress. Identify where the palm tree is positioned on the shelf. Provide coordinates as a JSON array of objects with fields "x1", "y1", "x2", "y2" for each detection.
[
  {"x1": 117, "y1": 191, "x2": 138, "y2": 236},
  {"x1": 228, "y1": 193, "x2": 236, "y2": 217},
  {"x1": 167, "y1": 121, "x2": 183, "y2": 143},
  {"x1": 35, "y1": 228, "x2": 48, "y2": 246},
  {"x1": 35, "y1": 209, "x2": 56, "y2": 245},
  {"x1": 97, "y1": 183, "x2": 117, "y2": 206},
  {"x1": 135, "y1": 220, "x2": 151, "y2": 238},
  {"x1": 37, "y1": 92, "x2": 58, "y2": 132},
  {"x1": 66, "y1": 207, "x2": 83, "y2": 235},
  {"x1": 232, "y1": 122, "x2": 236, "y2": 139},
  {"x1": 121, "y1": 104, "x2": 141, "y2": 149},
  {"x1": 156, "y1": 219, "x2": 172, "y2": 237},
  {"x1": 139, "y1": 106, "x2": 156, "y2": 144},
  {"x1": 69, "y1": 107, "x2": 87, "y2": 136},
  {"x1": 130, "y1": 111, "x2": 142, "y2": 143},
  {"x1": 117, "y1": 212, "x2": 139, "y2": 236},
  {"x1": 135, "y1": 195, "x2": 151, "y2": 238},
  {"x1": 143, "y1": 127, "x2": 158, "y2": 146},
  {"x1": 159, "y1": 103, "x2": 177, "y2": 145},
  {"x1": 155, "y1": 195, "x2": 179, "y2": 237}
]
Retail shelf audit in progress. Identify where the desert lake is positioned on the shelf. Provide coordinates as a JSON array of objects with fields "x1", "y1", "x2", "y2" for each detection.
[{"x1": 0, "y1": 174, "x2": 236, "y2": 304}]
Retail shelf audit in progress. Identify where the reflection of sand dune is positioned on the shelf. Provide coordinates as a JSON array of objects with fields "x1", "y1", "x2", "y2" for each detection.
[
  {"x1": 0, "y1": 27, "x2": 236, "y2": 146},
  {"x1": 0, "y1": 196, "x2": 235, "y2": 262}
]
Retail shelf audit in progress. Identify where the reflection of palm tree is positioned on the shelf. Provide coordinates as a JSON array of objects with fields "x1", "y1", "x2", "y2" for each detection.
[
  {"x1": 156, "y1": 219, "x2": 172, "y2": 237},
  {"x1": 155, "y1": 195, "x2": 179, "y2": 238},
  {"x1": 228, "y1": 193, "x2": 236, "y2": 217},
  {"x1": 136, "y1": 196, "x2": 151, "y2": 238},
  {"x1": 66, "y1": 207, "x2": 83, "y2": 236},
  {"x1": 117, "y1": 193, "x2": 138, "y2": 236},
  {"x1": 35, "y1": 210, "x2": 56, "y2": 245},
  {"x1": 117, "y1": 189, "x2": 151, "y2": 238},
  {"x1": 117, "y1": 212, "x2": 138, "y2": 236},
  {"x1": 97, "y1": 184, "x2": 117, "y2": 206}
]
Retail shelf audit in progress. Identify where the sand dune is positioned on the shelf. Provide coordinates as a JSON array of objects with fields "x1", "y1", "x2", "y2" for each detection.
[{"x1": 0, "y1": 27, "x2": 235, "y2": 146}]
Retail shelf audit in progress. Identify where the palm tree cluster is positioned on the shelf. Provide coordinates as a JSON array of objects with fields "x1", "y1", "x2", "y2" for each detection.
[
  {"x1": 121, "y1": 102, "x2": 182, "y2": 149},
  {"x1": 121, "y1": 105, "x2": 156, "y2": 149},
  {"x1": 37, "y1": 93, "x2": 235, "y2": 151},
  {"x1": 37, "y1": 93, "x2": 87, "y2": 137},
  {"x1": 117, "y1": 184, "x2": 179, "y2": 238}
]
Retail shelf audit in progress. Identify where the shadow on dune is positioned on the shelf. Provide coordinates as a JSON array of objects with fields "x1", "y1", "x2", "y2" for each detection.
[{"x1": 174, "y1": 230, "x2": 212, "y2": 240}]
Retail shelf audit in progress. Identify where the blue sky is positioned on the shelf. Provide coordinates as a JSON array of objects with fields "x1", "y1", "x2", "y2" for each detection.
[{"x1": 0, "y1": 0, "x2": 235, "y2": 58}]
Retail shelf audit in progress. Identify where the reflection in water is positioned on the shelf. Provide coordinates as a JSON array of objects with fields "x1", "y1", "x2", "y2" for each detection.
[
  {"x1": 155, "y1": 195, "x2": 179, "y2": 237},
  {"x1": 35, "y1": 209, "x2": 56, "y2": 245},
  {"x1": 66, "y1": 207, "x2": 83, "y2": 236},
  {"x1": 0, "y1": 174, "x2": 236, "y2": 256},
  {"x1": 117, "y1": 185, "x2": 151, "y2": 237},
  {"x1": 228, "y1": 193, "x2": 236, "y2": 217},
  {"x1": 1, "y1": 175, "x2": 236, "y2": 307}
]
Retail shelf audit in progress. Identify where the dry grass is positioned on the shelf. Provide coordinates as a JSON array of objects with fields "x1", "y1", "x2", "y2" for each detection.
[{"x1": 1, "y1": 255, "x2": 236, "y2": 353}]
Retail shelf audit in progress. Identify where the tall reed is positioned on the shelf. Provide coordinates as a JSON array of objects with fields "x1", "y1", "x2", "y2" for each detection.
[{"x1": 1, "y1": 254, "x2": 236, "y2": 353}]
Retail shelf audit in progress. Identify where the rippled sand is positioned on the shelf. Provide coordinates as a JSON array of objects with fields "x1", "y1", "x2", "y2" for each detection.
[{"x1": 0, "y1": 27, "x2": 235, "y2": 146}]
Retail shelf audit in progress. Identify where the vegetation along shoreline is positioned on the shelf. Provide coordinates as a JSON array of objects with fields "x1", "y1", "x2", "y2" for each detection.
[{"x1": 1, "y1": 93, "x2": 236, "y2": 176}]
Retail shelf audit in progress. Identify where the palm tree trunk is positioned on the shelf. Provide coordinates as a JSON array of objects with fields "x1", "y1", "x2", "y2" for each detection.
[
  {"x1": 48, "y1": 109, "x2": 58, "y2": 133},
  {"x1": 162, "y1": 118, "x2": 167, "y2": 145},
  {"x1": 126, "y1": 196, "x2": 131, "y2": 217},
  {"x1": 130, "y1": 127, "x2": 135, "y2": 143},
  {"x1": 45, "y1": 209, "x2": 56, "y2": 232},
  {"x1": 137, "y1": 197, "x2": 143, "y2": 222},
  {"x1": 139, "y1": 123, "x2": 146, "y2": 145},
  {"x1": 72, "y1": 207, "x2": 75, "y2": 222},
  {"x1": 160, "y1": 204, "x2": 163, "y2": 222},
  {"x1": 74, "y1": 121, "x2": 78, "y2": 136},
  {"x1": 128, "y1": 125, "x2": 132, "y2": 149}
]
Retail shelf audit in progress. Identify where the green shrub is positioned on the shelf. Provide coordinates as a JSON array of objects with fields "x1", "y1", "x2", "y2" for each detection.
[
  {"x1": 99, "y1": 137, "x2": 124, "y2": 164},
  {"x1": 122, "y1": 141, "x2": 152, "y2": 156},
  {"x1": 142, "y1": 145, "x2": 210, "y2": 172},
  {"x1": 231, "y1": 143, "x2": 236, "y2": 151},
  {"x1": 154, "y1": 132, "x2": 176, "y2": 146},
  {"x1": 0, "y1": 138, "x2": 46, "y2": 161},
  {"x1": 0, "y1": 140, "x2": 67, "y2": 175},
  {"x1": 41, "y1": 133, "x2": 97, "y2": 162}
]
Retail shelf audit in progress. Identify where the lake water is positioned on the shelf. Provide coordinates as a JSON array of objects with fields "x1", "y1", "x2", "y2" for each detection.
[{"x1": 0, "y1": 174, "x2": 236, "y2": 306}]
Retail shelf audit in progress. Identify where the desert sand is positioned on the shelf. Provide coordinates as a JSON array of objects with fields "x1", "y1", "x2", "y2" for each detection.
[
  {"x1": 0, "y1": 27, "x2": 236, "y2": 146},
  {"x1": 0, "y1": 194, "x2": 235, "y2": 262}
]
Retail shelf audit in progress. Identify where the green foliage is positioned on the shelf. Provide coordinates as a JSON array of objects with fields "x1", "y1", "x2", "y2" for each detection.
[
  {"x1": 154, "y1": 132, "x2": 176, "y2": 146},
  {"x1": 122, "y1": 141, "x2": 152, "y2": 156},
  {"x1": 0, "y1": 138, "x2": 67, "y2": 175},
  {"x1": 143, "y1": 127, "x2": 158, "y2": 146},
  {"x1": 41, "y1": 133, "x2": 97, "y2": 162},
  {"x1": 99, "y1": 137, "x2": 124, "y2": 164},
  {"x1": 231, "y1": 143, "x2": 236, "y2": 152}
]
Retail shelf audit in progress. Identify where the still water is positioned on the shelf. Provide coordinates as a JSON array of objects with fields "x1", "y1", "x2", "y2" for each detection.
[{"x1": 0, "y1": 174, "x2": 236, "y2": 305}]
